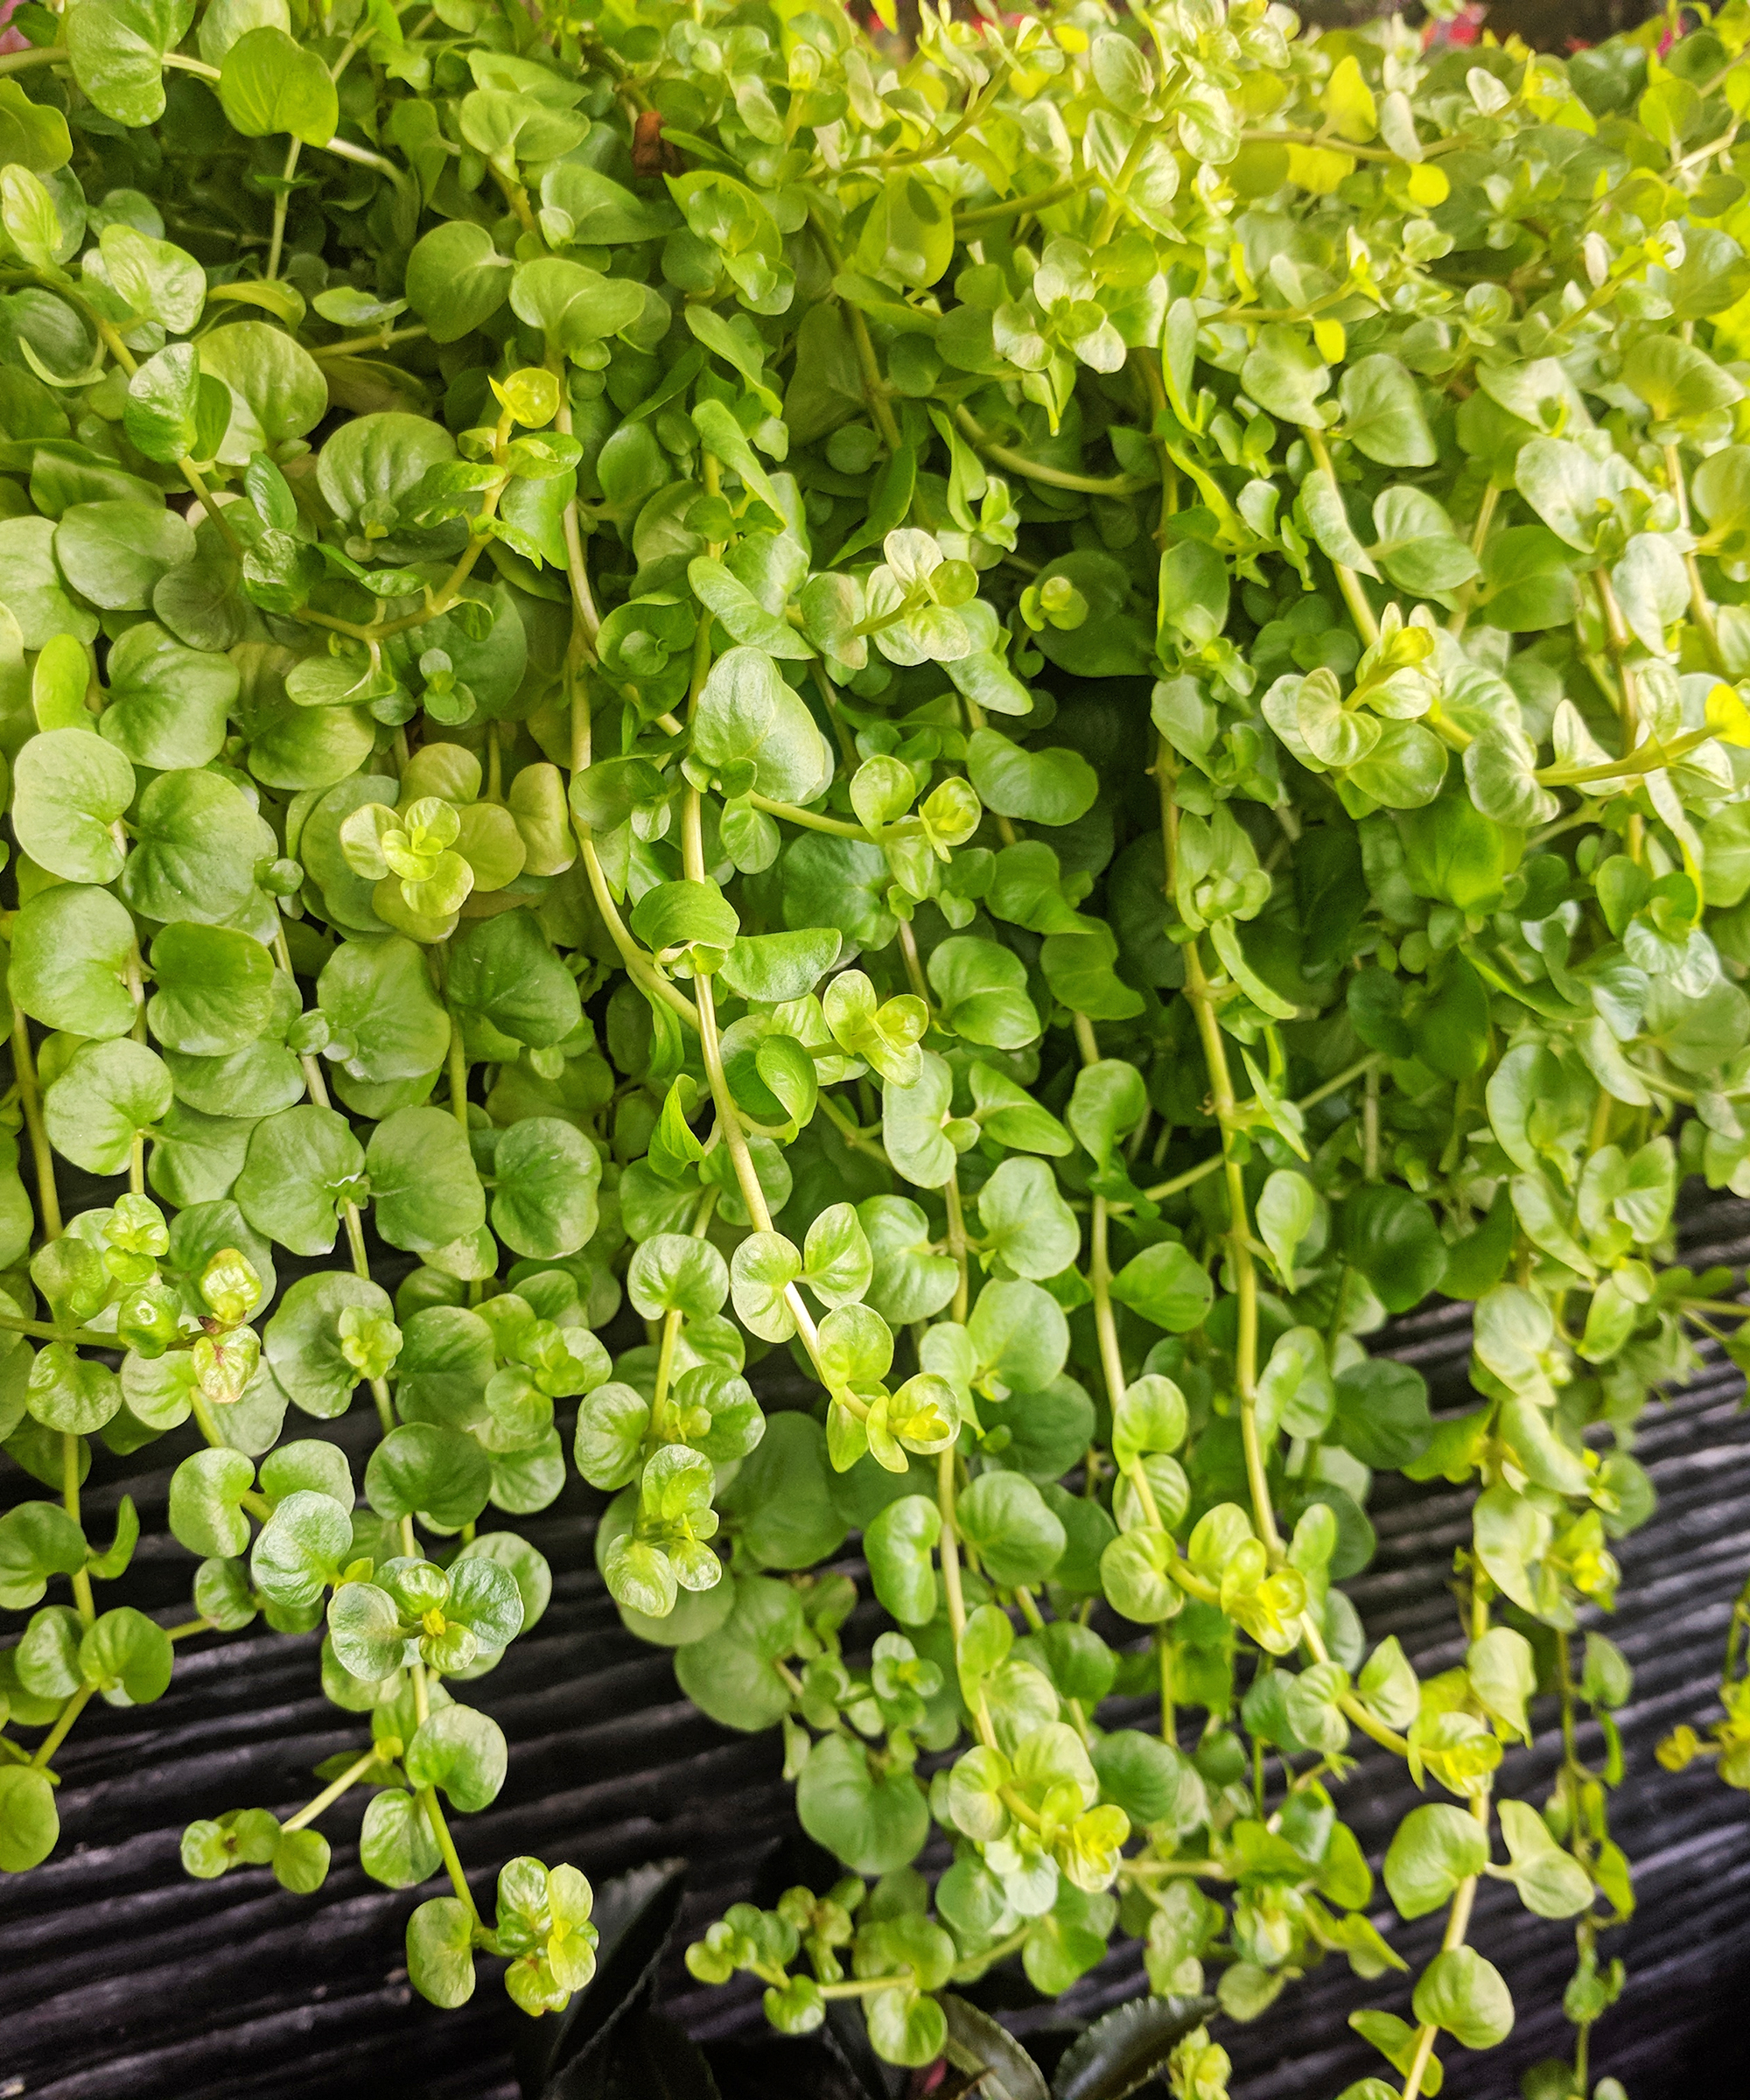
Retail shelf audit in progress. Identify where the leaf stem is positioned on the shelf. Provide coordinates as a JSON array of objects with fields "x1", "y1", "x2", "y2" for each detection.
[
  {"x1": 745, "y1": 792, "x2": 873, "y2": 840},
  {"x1": 11, "y1": 1003, "x2": 60, "y2": 1241},
  {"x1": 267, "y1": 137, "x2": 303, "y2": 284},
  {"x1": 0, "y1": 1311, "x2": 115, "y2": 1347},
  {"x1": 310, "y1": 324, "x2": 430, "y2": 360},
  {"x1": 814, "y1": 1089, "x2": 892, "y2": 1169},
  {"x1": 954, "y1": 405, "x2": 1153, "y2": 496},
  {"x1": 32, "y1": 1683, "x2": 94, "y2": 1770},
  {"x1": 943, "y1": 1172, "x2": 970, "y2": 1325},
  {"x1": 954, "y1": 176, "x2": 1086, "y2": 229},
  {"x1": 63, "y1": 1434, "x2": 96, "y2": 1627},
  {"x1": 1301, "y1": 425, "x2": 1381, "y2": 648},
  {"x1": 1185, "y1": 939, "x2": 1278, "y2": 1557},
  {"x1": 283, "y1": 1746, "x2": 382, "y2": 1832},
  {"x1": 808, "y1": 213, "x2": 902, "y2": 453},
  {"x1": 1163, "y1": 745, "x2": 1279, "y2": 1558}
]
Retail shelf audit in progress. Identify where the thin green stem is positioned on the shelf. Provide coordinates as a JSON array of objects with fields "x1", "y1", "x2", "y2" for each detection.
[
  {"x1": 814, "y1": 1090, "x2": 892, "y2": 1169},
  {"x1": 0, "y1": 1311, "x2": 119, "y2": 1348},
  {"x1": 65, "y1": 1435, "x2": 95, "y2": 1628},
  {"x1": 955, "y1": 176, "x2": 1087, "y2": 228},
  {"x1": 421, "y1": 1783, "x2": 480, "y2": 1920},
  {"x1": 817, "y1": 1973, "x2": 921, "y2": 1999},
  {"x1": 0, "y1": 46, "x2": 60, "y2": 76},
  {"x1": 1302, "y1": 426, "x2": 1380, "y2": 648},
  {"x1": 446, "y1": 1012, "x2": 470, "y2": 1130},
  {"x1": 312, "y1": 325, "x2": 430, "y2": 360},
  {"x1": 808, "y1": 213, "x2": 903, "y2": 452},
  {"x1": 11, "y1": 1004, "x2": 60, "y2": 1241},
  {"x1": 744, "y1": 792, "x2": 873, "y2": 841},
  {"x1": 32, "y1": 1684, "x2": 94, "y2": 1770},
  {"x1": 943, "y1": 1172, "x2": 970, "y2": 1326},
  {"x1": 283, "y1": 1746, "x2": 383, "y2": 1832},
  {"x1": 954, "y1": 405, "x2": 1152, "y2": 496},
  {"x1": 266, "y1": 138, "x2": 303, "y2": 284}
]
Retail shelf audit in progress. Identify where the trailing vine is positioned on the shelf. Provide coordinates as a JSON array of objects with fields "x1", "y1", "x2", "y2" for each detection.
[{"x1": 0, "y1": 1, "x2": 1746, "y2": 2093}]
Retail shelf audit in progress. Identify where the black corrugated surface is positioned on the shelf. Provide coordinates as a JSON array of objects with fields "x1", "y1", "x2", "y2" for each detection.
[{"x1": 4, "y1": 1200, "x2": 1749, "y2": 2100}]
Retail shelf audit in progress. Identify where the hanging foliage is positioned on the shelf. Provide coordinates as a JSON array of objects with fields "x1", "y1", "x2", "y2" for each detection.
[{"x1": 1, "y1": 1, "x2": 1748, "y2": 2093}]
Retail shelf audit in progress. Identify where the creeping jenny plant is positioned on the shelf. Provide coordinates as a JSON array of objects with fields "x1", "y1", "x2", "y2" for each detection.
[{"x1": 2, "y1": 0, "x2": 1750, "y2": 2090}]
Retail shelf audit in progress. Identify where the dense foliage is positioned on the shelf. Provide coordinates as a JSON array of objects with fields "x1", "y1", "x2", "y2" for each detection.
[{"x1": 3, "y1": 0, "x2": 1750, "y2": 2091}]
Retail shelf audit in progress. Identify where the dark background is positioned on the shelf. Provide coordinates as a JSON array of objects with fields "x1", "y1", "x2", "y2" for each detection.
[{"x1": 4, "y1": 1192, "x2": 1749, "y2": 2100}]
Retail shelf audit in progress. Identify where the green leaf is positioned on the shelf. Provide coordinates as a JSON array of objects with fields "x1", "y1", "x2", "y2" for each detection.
[
  {"x1": 0, "y1": 1502, "x2": 89, "y2": 1611},
  {"x1": 1383, "y1": 1802, "x2": 1489, "y2": 1920},
  {"x1": 407, "y1": 1895, "x2": 477, "y2": 2007},
  {"x1": 1111, "y1": 1375, "x2": 1188, "y2": 1473},
  {"x1": 492, "y1": 1118, "x2": 600, "y2": 1258},
  {"x1": 198, "y1": 323, "x2": 327, "y2": 464},
  {"x1": 1515, "y1": 438, "x2": 1606, "y2": 553},
  {"x1": 967, "y1": 727, "x2": 1098, "y2": 826},
  {"x1": 148, "y1": 923, "x2": 276, "y2": 1056},
  {"x1": 1411, "y1": 1946, "x2": 1514, "y2": 2050},
  {"x1": 673, "y1": 1572, "x2": 799, "y2": 1731},
  {"x1": 956, "y1": 1471, "x2": 1066, "y2": 1586},
  {"x1": 1090, "y1": 1732, "x2": 1207, "y2": 1833},
  {"x1": 263, "y1": 1271, "x2": 395, "y2": 1418},
  {"x1": 1466, "y1": 1625, "x2": 1536, "y2": 1741},
  {"x1": 627, "y1": 1232, "x2": 729, "y2": 1320},
  {"x1": 219, "y1": 24, "x2": 340, "y2": 144},
  {"x1": 56, "y1": 500, "x2": 192, "y2": 613},
  {"x1": 1110, "y1": 1242, "x2": 1213, "y2": 1334},
  {"x1": 44, "y1": 1040, "x2": 173, "y2": 1177},
  {"x1": 631, "y1": 877, "x2": 740, "y2": 955},
  {"x1": 360, "y1": 1788, "x2": 441, "y2": 1889},
  {"x1": 795, "y1": 1732, "x2": 929, "y2": 1875},
  {"x1": 80, "y1": 1605, "x2": 173, "y2": 1704},
  {"x1": 1332, "y1": 1359, "x2": 1432, "y2": 1470},
  {"x1": 1622, "y1": 333, "x2": 1742, "y2": 424},
  {"x1": 67, "y1": 0, "x2": 196, "y2": 128},
  {"x1": 1475, "y1": 528, "x2": 1578, "y2": 633},
  {"x1": 967, "y1": 1278, "x2": 1070, "y2": 1396},
  {"x1": 236, "y1": 1106, "x2": 367, "y2": 1256},
  {"x1": 318, "y1": 937, "x2": 452, "y2": 1084},
  {"x1": 929, "y1": 935, "x2": 1040, "y2": 1050},
  {"x1": 102, "y1": 221, "x2": 204, "y2": 330},
  {"x1": 1495, "y1": 1798, "x2": 1592, "y2": 1918},
  {"x1": 168, "y1": 1447, "x2": 256, "y2": 1558},
  {"x1": 366, "y1": 1423, "x2": 492, "y2": 1530},
  {"x1": 690, "y1": 646, "x2": 828, "y2": 805},
  {"x1": 404, "y1": 1701, "x2": 508, "y2": 1811},
  {"x1": 445, "y1": 912, "x2": 581, "y2": 1048},
  {"x1": 120, "y1": 766, "x2": 262, "y2": 926},
  {"x1": 102, "y1": 623, "x2": 238, "y2": 769},
  {"x1": 27, "y1": 1343, "x2": 122, "y2": 1436},
  {"x1": 864, "y1": 1494, "x2": 941, "y2": 1626},
  {"x1": 1068, "y1": 1059, "x2": 1148, "y2": 1175},
  {"x1": 717, "y1": 1413, "x2": 848, "y2": 1570},
  {"x1": 0, "y1": 1765, "x2": 60, "y2": 1871},
  {"x1": 11, "y1": 728, "x2": 135, "y2": 885},
  {"x1": 1242, "y1": 326, "x2": 1328, "y2": 424},
  {"x1": 976, "y1": 1158, "x2": 1079, "y2": 1280},
  {"x1": 327, "y1": 1579, "x2": 404, "y2": 1684},
  {"x1": 1340, "y1": 354, "x2": 1435, "y2": 467},
  {"x1": 718, "y1": 928, "x2": 843, "y2": 1004},
  {"x1": 690, "y1": 554, "x2": 815, "y2": 659},
  {"x1": 1339, "y1": 1186, "x2": 1446, "y2": 1313},
  {"x1": 365, "y1": 1107, "x2": 486, "y2": 1255},
  {"x1": 249, "y1": 1488, "x2": 353, "y2": 1611}
]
